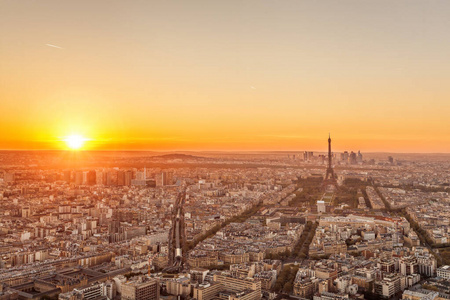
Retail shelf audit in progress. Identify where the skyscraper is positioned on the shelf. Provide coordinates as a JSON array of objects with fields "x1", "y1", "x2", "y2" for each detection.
[
  {"x1": 117, "y1": 171, "x2": 125, "y2": 186},
  {"x1": 357, "y1": 151, "x2": 363, "y2": 164},
  {"x1": 124, "y1": 171, "x2": 133, "y2": 186},
  {"x1": 349, "y1": 151, "x2": 357, "y2": 165}
]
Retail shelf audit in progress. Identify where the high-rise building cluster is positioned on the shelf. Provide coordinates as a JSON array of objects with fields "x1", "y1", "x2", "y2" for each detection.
[{"x1": 301, "y1": 151, "x2": 363, "y2": 165}]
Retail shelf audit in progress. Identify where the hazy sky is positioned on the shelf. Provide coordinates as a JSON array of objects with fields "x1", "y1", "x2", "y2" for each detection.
[{"x1": 1, "y1": 0, "x2": 449, "y2": 152}]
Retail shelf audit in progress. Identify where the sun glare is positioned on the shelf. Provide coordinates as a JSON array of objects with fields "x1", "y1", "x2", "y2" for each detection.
[{"x1": 64, "y1": 135, "x2": 87, "y2": 150}]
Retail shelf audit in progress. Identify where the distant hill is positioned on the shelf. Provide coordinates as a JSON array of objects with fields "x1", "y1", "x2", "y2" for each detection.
[{"x1": 151, "y1": 153, "x2": 207, "y2": 160}]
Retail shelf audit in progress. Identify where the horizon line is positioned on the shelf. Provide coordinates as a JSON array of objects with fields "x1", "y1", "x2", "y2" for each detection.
[{"x1": 0, "y1": 149, "x2": 449, "y2": 155}]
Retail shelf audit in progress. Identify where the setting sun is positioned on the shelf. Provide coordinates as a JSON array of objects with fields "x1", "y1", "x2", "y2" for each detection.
[{"x1": 64, "y1": 135, "x2": 87, "y2": 150}]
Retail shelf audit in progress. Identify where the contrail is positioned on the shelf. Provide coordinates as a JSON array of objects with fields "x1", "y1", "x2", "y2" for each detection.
[{"x1": 46, "y1": 44, "x2": 63, "y2": 49}]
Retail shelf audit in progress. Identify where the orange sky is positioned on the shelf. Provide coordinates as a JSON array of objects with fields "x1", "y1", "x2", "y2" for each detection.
[{"x1": 1, "y1": 1, "x2": 449, "y2": 152}]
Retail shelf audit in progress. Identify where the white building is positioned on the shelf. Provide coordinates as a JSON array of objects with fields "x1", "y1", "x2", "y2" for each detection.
[
  {"x1": 317, "y1": 201, "x2": 326, "y2": 213},
  {"x1": 437, "y1": 265, "x2": 450, "y2": 279}
]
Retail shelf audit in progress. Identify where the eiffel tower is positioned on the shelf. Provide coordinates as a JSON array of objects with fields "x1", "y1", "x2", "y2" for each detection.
[{"x1": 324, "y1": 134, "x2": 337, "y2": 187}]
